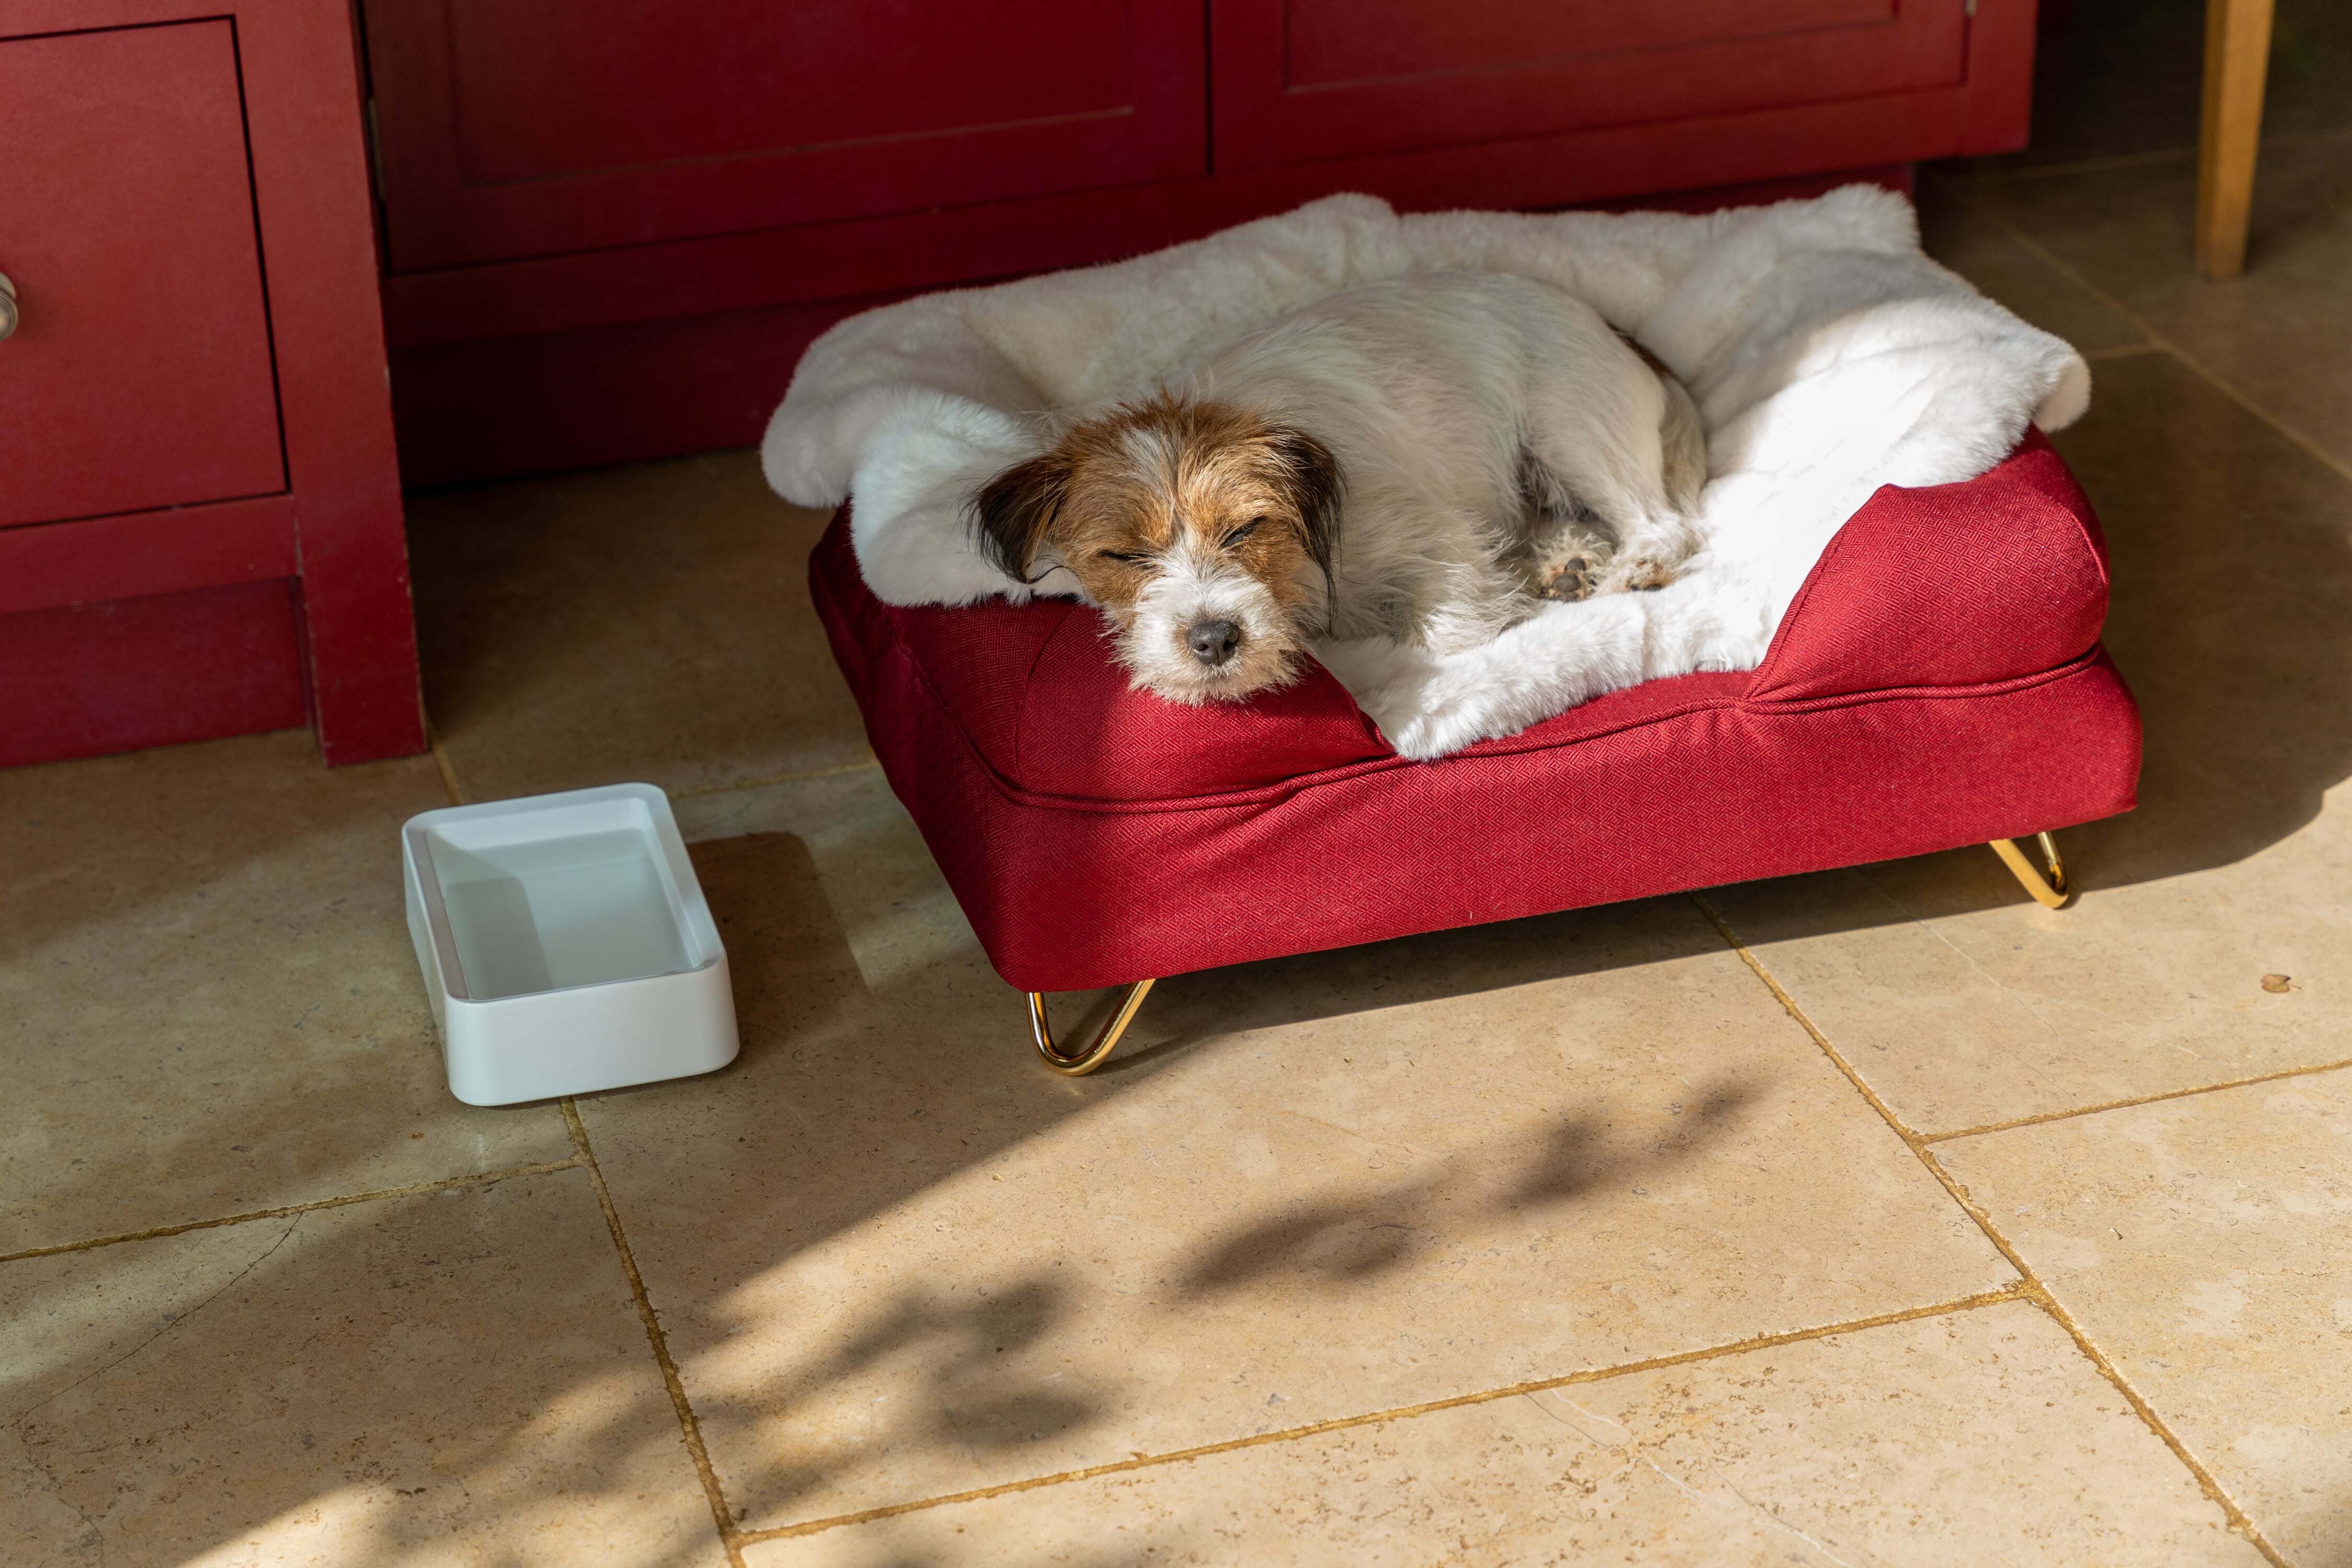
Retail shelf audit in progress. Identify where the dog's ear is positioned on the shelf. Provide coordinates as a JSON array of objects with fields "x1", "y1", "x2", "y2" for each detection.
[
  {"x1": 967, "y1": 450, "x2": 1071, "y2": 584},
  {"x1": 1267, "y1": 426, "x2": 1343, "y2": 620}
]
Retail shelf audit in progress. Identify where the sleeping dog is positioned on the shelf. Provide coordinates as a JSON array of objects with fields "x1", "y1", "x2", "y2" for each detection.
[{"x1": 967, "y1": 272, "x2": 1707, "y2": 704}]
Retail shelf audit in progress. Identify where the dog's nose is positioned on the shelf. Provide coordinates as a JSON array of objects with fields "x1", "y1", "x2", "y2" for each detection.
[{"x1": 1186, "y1": 618, "x2": 1241, "y2": 667}]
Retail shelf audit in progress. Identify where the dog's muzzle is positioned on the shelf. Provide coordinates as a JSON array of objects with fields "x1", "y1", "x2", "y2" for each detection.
[{"x1": 1185, "y1": 618, "x2": 1242, "y2": 668}]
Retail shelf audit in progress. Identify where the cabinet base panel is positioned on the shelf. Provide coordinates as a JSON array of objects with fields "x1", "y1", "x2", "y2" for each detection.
[{"x1": 0, "y1": 579, "x2": 308, "y2": 769}]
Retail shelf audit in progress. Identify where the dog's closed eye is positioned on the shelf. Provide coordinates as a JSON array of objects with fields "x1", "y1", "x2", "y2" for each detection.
[
  {"x1": 1097, "y1": 549, "x2": 1151, "y2": 565},
  {"x1": 1221, "y1": 518, "x2": 1263, "y2": 549}
]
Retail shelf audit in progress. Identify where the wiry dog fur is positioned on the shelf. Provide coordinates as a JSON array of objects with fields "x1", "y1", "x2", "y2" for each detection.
[{"x1": 968, "y1": 272, "x2": 1707, "y2": 703}]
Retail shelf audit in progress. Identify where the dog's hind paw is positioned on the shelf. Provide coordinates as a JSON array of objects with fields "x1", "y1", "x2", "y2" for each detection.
[
  {"x1": 1602, "y1": 555, "x2": 1679, "y2": 593},
  {"x1": 1537, "y1": 554, "x2": 1601, "y2": 602}
]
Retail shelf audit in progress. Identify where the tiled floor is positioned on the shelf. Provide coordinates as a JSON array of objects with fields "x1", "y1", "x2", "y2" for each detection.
[{"x1": 9, "y1": 7, "x2": 2352, "y2": 1564}]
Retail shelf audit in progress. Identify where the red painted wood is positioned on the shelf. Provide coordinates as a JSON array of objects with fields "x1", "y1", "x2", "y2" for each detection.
[
  {"x1": 1211, "y1": 0, "x2": 1963, "y2": 171},
  {"x1": 0, "y1": 22, "x2": 283, "y2": 527},
  {"x1": 381, "y1": 9, "x2": 2028, "y2": 358},
  {"x1": 362, "y1": 0, "x2": 1208, "y2": 269},
  {"x1": 1958, "y1": 0, "x2": 2040, "y2": 153},
  {"x1": 4, "y1": 0, "x2": 424, "y2": 769},
  {"x1": 390, "y1": 291, "x2": 915, "y2": 487},
  {"x1": 389, "y1": 167, "x2": 1913, "y2": 487},
  {"x1": 0, "y1": 495, "x2": 298, "y2": 615},
  {"x1": 1294, "y1": 0, "x2": 1895, "y2": 80},
  {"x1": 371, "y1": 1, "x2": 2034, "y2": 483},
  {"x1": 0, "y1": 580, "x2": 307, "y2": 769},
  {"x1": 233, "y1": 0, "x2": 425, "y2": 764}
]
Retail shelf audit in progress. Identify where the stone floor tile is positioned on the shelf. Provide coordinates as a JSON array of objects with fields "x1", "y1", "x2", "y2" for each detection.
[
  {"x1": 0, "y1": 732, "x2": 570, "y2": 1256},
  {"x1": 1936, "y1": 1069, "x2": 2352, "y2": 1566},
  {"x1": 1708, "y1": 352, "x2": 2352, "y2": 1134},
  {"x1": 1962, "y1": 133, "x2": 2352, "y2": 471},
  {"x1": 1917, "y1": 177, "x2": 2148, "y2": 355},
  {"x1": 0, "y1": 1169, "x2": 722, "y2": 1568},
  {"x1": 745, "y1": 1300, "x2": 2259, "y2": 1567},
  {"x1": 580, "y1": 768, "x2": 2010, "y2": 1532},
  {"x1": 407, "y1": 448, "x2": 867, "y2": 801},
  {"x1": 668, "y1": 765, "x2": 953, "y2": 1001}
]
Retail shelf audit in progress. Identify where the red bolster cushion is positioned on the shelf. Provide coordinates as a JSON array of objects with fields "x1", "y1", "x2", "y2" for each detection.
[{"x1": 1748, "y1": 430, "x2": 2109, "y2": 704}]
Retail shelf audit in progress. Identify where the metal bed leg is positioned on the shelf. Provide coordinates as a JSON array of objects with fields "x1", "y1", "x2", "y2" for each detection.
[
  {"x1": 1029, "y1": 979, "x2": 1157, "y2": 1075},
  {"x1": 1989, "y1": 831, "x2": 2070, "y2": 909}
]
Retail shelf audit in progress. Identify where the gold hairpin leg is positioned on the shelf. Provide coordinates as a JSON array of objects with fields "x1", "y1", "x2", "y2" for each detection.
[
  {"x1": 1029, "y1": 979, "x2": 1157, "y2": 1076},
  {"x1": 1989, "y1": 831, "x2": 2070, "y2": 909}
]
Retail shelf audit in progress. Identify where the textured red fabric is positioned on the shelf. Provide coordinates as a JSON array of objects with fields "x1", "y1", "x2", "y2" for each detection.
[
  {"x1": 810, "y1": 434, "x2": 2142, "y2": 993},
  {"x1": 1751, "y1": 431, "x2": 2109, "y2": 701},
  {"x1": 868, "y1": 587, "x2": 1390, "y2": 800}
]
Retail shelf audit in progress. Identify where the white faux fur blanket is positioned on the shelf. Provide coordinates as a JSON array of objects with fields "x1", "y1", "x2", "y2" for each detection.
[{"x1": 763, "y1": 187, "x2": 2090, "y2": 758}]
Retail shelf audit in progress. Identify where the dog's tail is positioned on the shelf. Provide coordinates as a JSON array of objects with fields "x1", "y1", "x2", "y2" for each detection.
[
  {"x1": 1619, "y1": 333, "x2": 1709, "y2": 515},
  {"x1": 1654, "y1": 371, "x2": 1708, "y2": 516}
]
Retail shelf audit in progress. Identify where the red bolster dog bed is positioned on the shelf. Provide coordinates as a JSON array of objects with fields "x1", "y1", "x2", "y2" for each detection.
[{"x1": 810, "y1": 430, "x2": 2138, "y2": 1070}]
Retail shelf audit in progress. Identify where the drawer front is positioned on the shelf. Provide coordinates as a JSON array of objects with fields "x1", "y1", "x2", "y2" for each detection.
[
  {"x1": 1212, "y1": 0, "x2": 1968, "y2": 171},
  {"x1": 363, "y1": 0, "x2": 1209, "y2": 270},
  {"x1": 0, "y1": 20, "x2": 285, "y2": 529}
]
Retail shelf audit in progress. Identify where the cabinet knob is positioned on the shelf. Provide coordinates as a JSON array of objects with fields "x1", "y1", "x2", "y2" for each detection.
[{"x1": 0, "y1": 272, "x2": 16, "y2": 342}]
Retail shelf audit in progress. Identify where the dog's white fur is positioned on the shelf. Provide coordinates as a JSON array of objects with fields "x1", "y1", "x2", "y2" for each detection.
[
  {"x1": 763, "y1": 187, "x2": 2092, "y2": 757},
  {"x1": 1167, "y1": 274, "x2": 1702, "y2": 662},
  {"x1": 991, "y1": 272, "x2": 1709, "y2": 704}
]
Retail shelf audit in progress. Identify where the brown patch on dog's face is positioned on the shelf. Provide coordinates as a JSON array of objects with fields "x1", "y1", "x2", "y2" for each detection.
[{"x1": 968, "y1": 395, "x2": 1342, "y2": 701}]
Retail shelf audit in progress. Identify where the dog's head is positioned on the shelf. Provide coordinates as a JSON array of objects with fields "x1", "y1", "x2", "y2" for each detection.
[{"x1": 967, "y1": 394, "x2": 1341, "y2": 703}]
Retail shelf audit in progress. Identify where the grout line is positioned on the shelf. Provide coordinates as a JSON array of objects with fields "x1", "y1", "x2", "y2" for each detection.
[
  {"x1": 740, "y1": 1284, "x2": 2031, "y2": 1544},
  {"x1": 1687, "y1": 890, "x2": 2291, "y2": 1566},
  {"x1": 0, "y1": 1158, "x2": 584, "y2": 1266},
  {"x1": 1685, "y1": 892, "x2": 1928, "y2": 1139},
  {"x1": 1923, "y1": 1055, "x2": 2352, "y2": 1144},
  {"x1": 1951, "y1": 188, "x2": 2352, "y2": 491},
  {"x1": 425, "y1": 718, "x2": 469, "y2": 806},
  {"x1": 561, "y1": 1099, "x2": 746, "y2": 1568},
  {"x1": 1911, "y1": 1138, "x2": 2291, "y2": 1568},
  {"x1": 669, "y1": 755, "x2": 881, "y2": 800}
]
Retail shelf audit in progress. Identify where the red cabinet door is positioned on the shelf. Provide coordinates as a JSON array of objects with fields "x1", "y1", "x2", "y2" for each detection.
[
  {"x1": 1211, "y1": 0, "x2": 1968, "y2": 171},
  {"x1": 364, "y1": 0, "x2": 1210, "y2": 270},
  {"x1": 0, "y1": 21, "x2": 284, "y2": 528}
]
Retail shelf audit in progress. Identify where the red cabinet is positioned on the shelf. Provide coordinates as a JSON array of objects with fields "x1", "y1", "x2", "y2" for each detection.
[
  {"x1": 0, "y1": 0, "x2": 424, "y2": 768},
  {"x1": 372, "y1": 1, "x2": 2040, "y2": 486},
  {"x1": 1212, "y1": 0, "x2": 1966, "y2": 170},
  {"x1": 365, "y1": 0, "x2": 1208, "y2": 269}
]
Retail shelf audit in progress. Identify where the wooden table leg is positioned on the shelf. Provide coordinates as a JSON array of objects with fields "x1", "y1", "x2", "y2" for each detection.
[{"x1": 2196, "y1": 0, "x2": 2276, "y2": 279}]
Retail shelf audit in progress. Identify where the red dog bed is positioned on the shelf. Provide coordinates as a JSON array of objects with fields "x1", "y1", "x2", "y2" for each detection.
[{"x1": 810, "y1": 431, "x2": 2138, "y2": 1071}]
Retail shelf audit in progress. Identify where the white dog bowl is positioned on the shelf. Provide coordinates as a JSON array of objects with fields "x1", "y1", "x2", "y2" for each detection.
[{"x1": 401, "y1": 783, "x2": 738, "y2": 1105}]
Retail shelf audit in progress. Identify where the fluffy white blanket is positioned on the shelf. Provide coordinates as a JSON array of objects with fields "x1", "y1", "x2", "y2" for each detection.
[{"x1": 763, "y1": 187, "x2": 2090, "y2": 759}]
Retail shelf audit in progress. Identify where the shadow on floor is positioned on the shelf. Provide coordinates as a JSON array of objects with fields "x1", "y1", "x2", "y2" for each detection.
[
  {"x1": 2036, "y1": 356, "x2": 2352, "y2": 888},
  {"x1": 7, "y1": 822, "x2": 1766, "y2": 1566}
]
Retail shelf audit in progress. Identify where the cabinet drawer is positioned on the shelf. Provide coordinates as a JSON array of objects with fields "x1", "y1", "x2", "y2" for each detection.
[
  {"x1": 1212, "y1": 0, "x2": 1967, "y2": 171},
  {"x1": 0, "y1": 20, "x2": 285, "y2": 529}
]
